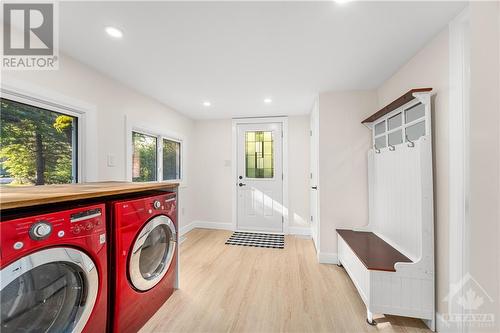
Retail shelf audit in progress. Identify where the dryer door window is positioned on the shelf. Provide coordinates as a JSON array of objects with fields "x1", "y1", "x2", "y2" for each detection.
[
  {"x1": 129, "y1": 215, "x2": 177, "y2": 291},
  {"x1": 0, "y1": 248, "x2": 99, "y2": 333}
]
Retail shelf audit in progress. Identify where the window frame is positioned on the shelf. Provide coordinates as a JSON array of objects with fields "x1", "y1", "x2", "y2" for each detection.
[
  {"x1": 0, "y1": 91, "x2": 83, "y2": 184},
  {"x1": 128, "y1": 126, "x2": 183, "y2": 183},
  {"x1": 131, "y1": 130, "x2": 159, "y2": 183},
  {"x1": 161, "y1": 137, "x2": 182, "y2": 181}
]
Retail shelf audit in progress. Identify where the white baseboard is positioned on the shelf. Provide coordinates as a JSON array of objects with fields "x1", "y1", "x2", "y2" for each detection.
[
  {"x1": 194, "y1": 220, "x2": 233, "y2": 231},
  {"x1": 180, "y1": 221, "x2": 233, "y2": 237},
  {"x1": 179, "y1": 235, "x2": 187, "y2": 244},
  {"x1": 289, "y1": 226, "x2": 312, "y2": 236},
  {"x1": 318, "y1": 252, "x2": 338, "y2": 264},
  {"x1": 181, "y1": 221, "x2": 312, "y2": 237},
  {"x1": 179, "y1": 222, "x2": 197, "y2": 236}
]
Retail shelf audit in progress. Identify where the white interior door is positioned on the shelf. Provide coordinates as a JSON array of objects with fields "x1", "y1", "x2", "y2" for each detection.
[
  {"x1": 309, "y1": 98, "x2": 320, "y2": 249},
  {"x1": 237, "y1": 122, "x2": 283, "y2": 232}
]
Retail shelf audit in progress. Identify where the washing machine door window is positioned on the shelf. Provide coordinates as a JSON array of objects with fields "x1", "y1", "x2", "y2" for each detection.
[
  {"x1": 0, "y1": 247, "x2": 99, "y2": 333},
  {"x1": 129, "y1": 215, "x2": 177, "y2": 291}
]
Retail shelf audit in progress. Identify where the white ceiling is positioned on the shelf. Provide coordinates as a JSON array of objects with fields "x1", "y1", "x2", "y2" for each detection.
[{"x1": 59, "y1": 1, "x2": 465, "y2": 119}]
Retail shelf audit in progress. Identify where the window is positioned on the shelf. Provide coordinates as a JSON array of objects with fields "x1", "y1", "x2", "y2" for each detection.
[
  {"x1": 245, "y1": 131, "x2": 274, "y2": 178},
  {"x1": 162, "y1": 138, "x2": 181, "y2": 180},
  {"x1": 0, "y1": 98, "x2": 78, "y2": 185},
  {"x1": 131, "y1": 131, "x2": 182, "y2": 182},
  {"x1": 132, "y1": 132, "x2": 157, "y2": 182}
]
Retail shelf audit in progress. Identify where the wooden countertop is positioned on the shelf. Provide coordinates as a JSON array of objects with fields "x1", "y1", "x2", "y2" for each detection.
[
  {"x1": 0, "y1": 181, "x2": 178, "y2": 210},
  {"x1": 337, "y1": 229, "x2": 412, "y2": 272}
]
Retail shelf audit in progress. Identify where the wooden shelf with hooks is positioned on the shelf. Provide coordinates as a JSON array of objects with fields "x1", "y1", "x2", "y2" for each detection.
[{"x1": 361, "y1": 88, "x2": 432, "y2": 124}]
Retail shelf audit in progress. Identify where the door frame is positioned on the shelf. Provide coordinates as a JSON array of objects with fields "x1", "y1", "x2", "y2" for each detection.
[
  {"x1": 447, "y1": 7, "x2": 470, "y2": 332},
  {"x1": 232, "y1": 117, "x2": 289, "y2": 234},
  {"x1": 309, "y1": 95, "x2": 320, "y2": 253}
]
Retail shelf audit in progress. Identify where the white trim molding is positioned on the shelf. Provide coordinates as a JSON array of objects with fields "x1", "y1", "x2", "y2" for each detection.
[
  {"x1": 447, "y1": 8, "x2": 470, "y2": 333},
  {"x1": 179, "y1": 222, "x2": 198, "y2": 237},
  {"x1": 180, "y1": 222, "x2": 312, "y2": 238},
  {"x1": 289, "y1": 226, "x2": 312, "y2": 236},
  {"x1": 125, "y1": 115, "x2": 187, "y2": 186},
  {"x1": 0, "y1": 78, "x2": 98, "y2": 182},
  {"x1": 317, "y1": 252, "x2": 338, "y2": 265},
  {"x1": 179, "y1": 221, "x2": 233, "y2": 237},
  {"x1": 231, "y1": 117, "x2": 290, "y2": 234}
]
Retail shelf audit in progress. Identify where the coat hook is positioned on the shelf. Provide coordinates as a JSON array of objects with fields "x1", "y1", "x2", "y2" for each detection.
[
  {"x1": 389, "y1": 144, "x2": 395, "y2": 151},
  {"x1": 373, "y1": 144, "x2": 380, "y2": 154},
  {"x1": 406, "y1": 135, "x2": 415, "y2": 147}
]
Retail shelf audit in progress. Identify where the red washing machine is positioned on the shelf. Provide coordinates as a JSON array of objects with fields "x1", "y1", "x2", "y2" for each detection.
[
  {"x1": 110, "y1": 192, "x2": 178, "y2": 333},
  {"x1": 0, "y1": 204, "x2": 107, "y2": 333}
]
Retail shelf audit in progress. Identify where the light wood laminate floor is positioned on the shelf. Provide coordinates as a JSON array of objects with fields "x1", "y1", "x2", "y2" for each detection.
[{"x1": 140, "y1": 229, "x2": 430, "y2": 333}]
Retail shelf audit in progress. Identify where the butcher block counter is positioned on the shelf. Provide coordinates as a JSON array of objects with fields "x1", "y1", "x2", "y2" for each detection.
[{"x1": 0, "y1": 181, "x2": 178, "y2": 211}]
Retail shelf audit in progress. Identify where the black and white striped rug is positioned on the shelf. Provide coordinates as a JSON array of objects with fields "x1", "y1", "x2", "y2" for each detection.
[{"x1": 225, "y1": 232, "x2": 285, "y2": 249}]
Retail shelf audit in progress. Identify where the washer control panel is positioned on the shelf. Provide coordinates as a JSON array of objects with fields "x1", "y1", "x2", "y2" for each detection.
[
  {"x1": 0, "y1": 204, "x2": 106, "y2": 260},
  {"x1": 69, "y1": 208, "x2": 103, "y2": 235}
]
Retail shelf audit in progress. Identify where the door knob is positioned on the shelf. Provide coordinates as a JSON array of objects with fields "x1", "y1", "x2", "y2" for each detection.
[
  {"x1": 311, "y1": 186, "x2": 318, "y2": 190},
  {"x1": 239, "y1": 183, "x2": 246, "y2": 187}
]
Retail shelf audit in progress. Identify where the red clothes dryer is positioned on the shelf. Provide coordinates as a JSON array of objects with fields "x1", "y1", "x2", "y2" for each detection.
[
  {"x1": 0, "y1": 204, "x2": 107, "y2": 333},
  {"x1": 110, "y1": 192, "x2": 178, "y2": 333}
]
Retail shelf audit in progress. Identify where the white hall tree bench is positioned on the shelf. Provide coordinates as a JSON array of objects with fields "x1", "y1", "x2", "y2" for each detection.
[{"x1": 336, "y1": 88, "x2": 435, "y2": 331}]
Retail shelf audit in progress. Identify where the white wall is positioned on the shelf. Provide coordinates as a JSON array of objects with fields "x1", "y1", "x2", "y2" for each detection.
[
  {"x1": 317, "y1": 91, "x2": 378, "y2": 259},
  {"x1": 287, "y1": 115, "x2": 311, "y2": 232},
  {"x1": 189, "y1": 116, "x2": 310, "y2": 233},
  {"x1": 190, "y1": 119, "x2": 233, "y2": 226},
  {"x1": 469, "y1": 2, "x2": 500, "y2": 331},
  {"x1": 376, "y1": 28, "x2": 451, "y2": 327},
  {"x1": 2, "y1": 53, "x2": 195, "y2": 228}
]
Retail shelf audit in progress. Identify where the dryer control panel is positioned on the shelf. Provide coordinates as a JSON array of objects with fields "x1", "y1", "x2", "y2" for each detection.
[
  {"x1": 0, "y1": 204, "x2": 106, "y2": 260},
  {"x1": 114, "y1": 192, "x2": 177, "y2": 230}
]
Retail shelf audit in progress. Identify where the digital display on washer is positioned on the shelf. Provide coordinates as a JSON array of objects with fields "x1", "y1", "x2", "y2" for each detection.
[{"x1": 70, "y1": 208, "x2": 102, "y2": 223}]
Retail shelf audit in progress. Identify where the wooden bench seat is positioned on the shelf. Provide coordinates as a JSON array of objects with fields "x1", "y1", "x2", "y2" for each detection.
[{"x1": 336, "y1": 229, "x2": 412, "y2": 272}]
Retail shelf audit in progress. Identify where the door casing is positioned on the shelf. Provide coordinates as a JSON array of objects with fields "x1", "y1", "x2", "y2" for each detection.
[
  {"x1": 232, "y1": 117, "x2": 289, "y2": 234},
  {"x1": 309, "y1": 96, "x2": 320, "y2": 251}
]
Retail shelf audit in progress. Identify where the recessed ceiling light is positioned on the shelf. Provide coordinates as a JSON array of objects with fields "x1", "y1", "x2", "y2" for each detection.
[
  {"x1": 203, "y1": 101, "x2": 211, "y2": 107},
  {"x1": 264, "y1": 98, "x2": 272, "y2": 104},
  {"x1": 105, "y1": 26, "x2": 123, "y2": 39},
  {"x1": 334, "y1": 0, "x2": 352, "y2": 4}
]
